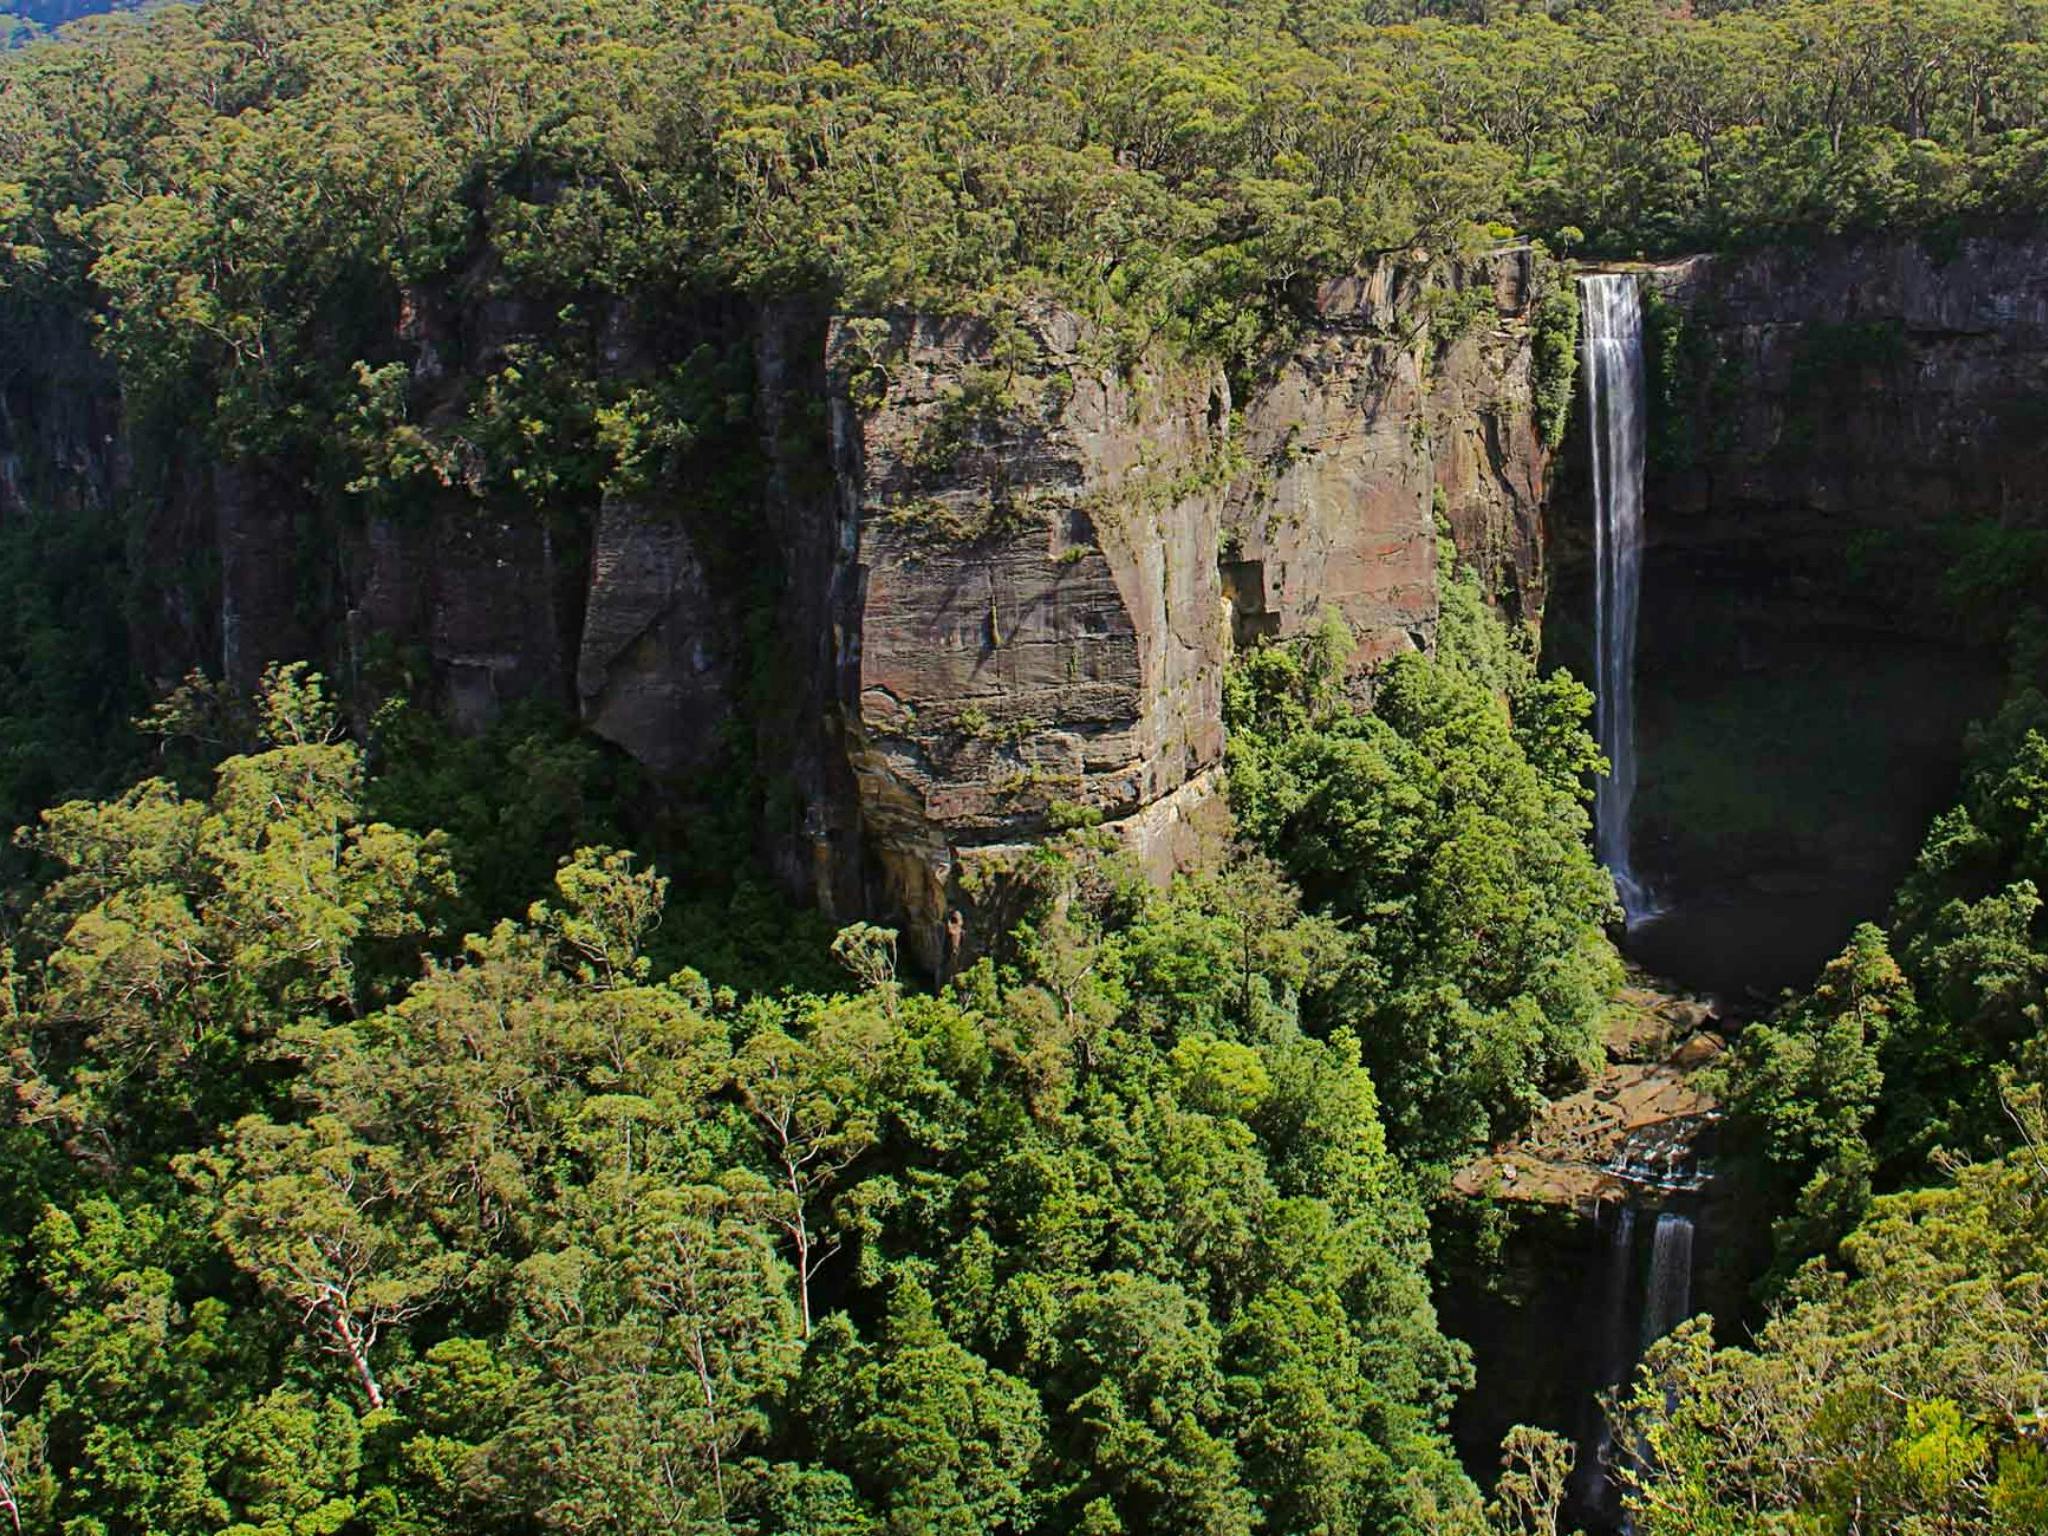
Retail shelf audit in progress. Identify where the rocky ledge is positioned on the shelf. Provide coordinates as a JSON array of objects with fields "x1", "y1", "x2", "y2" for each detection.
[{"x1": 1452, "y1": 983, "x2": 1725, "y2": 1211}]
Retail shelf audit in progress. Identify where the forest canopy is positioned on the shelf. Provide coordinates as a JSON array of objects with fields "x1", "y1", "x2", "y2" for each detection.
[
  {"x1": 0, "y1": 644, "x2": 1608, "y2": 1533},
  {"x1": 8, "y1": 0, "x2": 2048, "y2": 380}
]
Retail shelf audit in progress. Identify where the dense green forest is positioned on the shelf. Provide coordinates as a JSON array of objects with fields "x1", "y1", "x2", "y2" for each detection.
[
  {"x1": 10, "y1": 0, "x2": 2048, "y2": 388},
  {"x1": 0, "y1": 604, "x2": 1612, "y2": 1532},
  {"x1": 7, "y1": 1, "x2": 2048, "y2": 1533}
]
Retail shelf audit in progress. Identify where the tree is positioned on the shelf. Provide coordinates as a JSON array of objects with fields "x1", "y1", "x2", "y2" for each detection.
[
  {"x1": 733, "y1": 1005, "x2": 888, "y2": 1337},
  {"x1": 8, "y1": 664, "x2": 449, "y2": 1163},
  {"x1": 1723, "y1": 923, "x2": 1911, "y2": 1278},
  {"x1": 802, "y1": 1285, "x2": 1046, "y2": 1536},
  {"x1": 1226, "y1": 578, "x2": 1616, "y2": 1161},
  {"x1": 1613, "y1": 1098, "x2": 2048, "y2": 1536},
  {"x1": 1486, "y1": 1426, "x2": 1574, "y2": 1536},
  {"x1": 204, "y1": 1115, "x2": 466, "y2": 1411},
  {"x1": 628, "y1": 1183, "x2": 803, "y2": 1514}
]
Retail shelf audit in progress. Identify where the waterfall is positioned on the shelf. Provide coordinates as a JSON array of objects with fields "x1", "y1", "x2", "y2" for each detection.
[
  {"x1": 1582, "y1": 273, "x2": 1652, "y2": 923},
  {"x1": 1574, "y1": 1207, "x2": 1696, "y2": 1531},
  {"x1": 1576, "y1": 1202, "x2": 1639, "y2": 1518},
  {"x1": 1640, "y1": 1211, "x2": 1695, "y2": 1347}
]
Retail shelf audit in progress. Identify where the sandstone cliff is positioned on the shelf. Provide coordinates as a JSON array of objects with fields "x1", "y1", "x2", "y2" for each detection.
[
  {"x1": 0, "y1": 252, "x2": 1557, "y2": 961},
  {"x1": 827, "y1": 251, "x2": 1556, "y2": 964},
  {"x1": 1222, "y1": 250, "x2": 1552, "y2": 674},
  {"x1": 826, "y1": 305, "x2": 1233, "y2": 966}
]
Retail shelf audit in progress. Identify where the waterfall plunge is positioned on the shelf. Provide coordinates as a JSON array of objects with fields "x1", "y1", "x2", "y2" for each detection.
[
  {"x1": 1577, "y1": 1207, "x2": 1697, "y2": 1529},
  {"x1": 1641, "y1": 1211, "x2": 1695, "y2": 1347},
  {"x1": 1582, "y1": 273, "x2": 1652, "y2": 924}
]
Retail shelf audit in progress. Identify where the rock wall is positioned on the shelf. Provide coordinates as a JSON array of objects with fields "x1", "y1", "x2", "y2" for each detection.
[
  {"x1": 1221, "y1": 250, "x2": 1553, "y2": 669},
  {"x1": 827, "y1": 305, "x2": 1235, "y2": 967},
  {"x1": 1645, "y1": 237, "x2": 2048, "y2": 562},
  {"x1": 828, "y1": 254, "x2": 1556, "y2": 964},
  {"x1": 0, "y1": 252, "x2": 1558, "y2": 959}
]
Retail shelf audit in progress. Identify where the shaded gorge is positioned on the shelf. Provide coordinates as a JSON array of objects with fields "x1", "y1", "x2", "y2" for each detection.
[{"x1": 1546, "y1": 253, "x2": 2011, "y2": 1004}]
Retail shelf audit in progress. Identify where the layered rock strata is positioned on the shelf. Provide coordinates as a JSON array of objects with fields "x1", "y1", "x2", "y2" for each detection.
[{"x1": 0, "y1": 251, "x2": 1557, "y2": 957}]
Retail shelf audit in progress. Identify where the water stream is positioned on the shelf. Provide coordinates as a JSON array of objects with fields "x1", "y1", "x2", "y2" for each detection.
[
  {"x1": 1640, "y1": 1211, "x2": 1695, "y2": 1347},
  {"x1": 1571, "y1": 1204, "x2": 1701, "y2": 1530},
  {"x1": 1582, "y1": 273, "x2": 1652, "y2": 924}
]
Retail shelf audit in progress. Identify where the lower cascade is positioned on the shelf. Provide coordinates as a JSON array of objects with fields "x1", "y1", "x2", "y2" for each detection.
[
  {"x1": 1641, "y1": 1211, "x2": 1696, "y2": 1347},
  {"x1": 1582, "y1": 270, "x2": 1653, "y2": 924},
  {"x1": 1569, "y1": 1202, "x2": 1704, "y2": 1529}
]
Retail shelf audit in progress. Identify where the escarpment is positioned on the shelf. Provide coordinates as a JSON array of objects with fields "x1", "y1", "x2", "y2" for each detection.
[
  {"x1": 790, "y1": 246, "x2": 1559, "y2": 965},
  {"x1": 1222, "y1": 254, "x2": 1553, "y2": 670},
  {"x1": 0, "y1": 250, "x2": 1559, "y2": 960},
  {"x1": 826, "y1": 305, "x2": 1234, "y2": 961}
]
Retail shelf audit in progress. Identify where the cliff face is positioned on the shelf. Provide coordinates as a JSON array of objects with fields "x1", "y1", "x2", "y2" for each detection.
[
  {"x1": 0, "y1": 253, "x2": 1556, "y2": 958},
  {"x1": 1646, "y1": 238, "x2": 2048, "y2": 554},
  {"x1": 826, "y1": 305, "x2": 1234, "y2": 965},
  {"x1": 827, "y1": 253, "x2": 1555, "y2": 964},
  {"x1": 1221, "y1": 252, "x2": 1552, "y2": 669}
]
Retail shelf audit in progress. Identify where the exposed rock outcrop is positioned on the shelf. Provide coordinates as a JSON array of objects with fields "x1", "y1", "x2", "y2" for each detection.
[
  {"x1": 827, "y1": 306, "x2": 1233, "y2": 965},
  {"x1": 1644, "y1": 237, "x2": 2048, "y2": 558},
  {"x1": 825, "y1": 254, "x2": 1558, "y2": 961},
  {"x1": 1221, "y1": 250, "x2": 1554, "y2": 670},
  {"x1": 0, "y1": 250, "x2": 1558, "y2": 955},
  {"x1": 1429, "y1": 252, "x2": 1552, "y2": 623},
  {"x1": 575, "y1": 496, "x2": 729, "y2": 776},
  {"x1": 1452, "y1": 984, "x2": 1724, "y2": 1212}
]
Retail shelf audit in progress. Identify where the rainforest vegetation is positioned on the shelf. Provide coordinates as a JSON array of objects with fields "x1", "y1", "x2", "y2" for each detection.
[
  {"x1": 0, "y1": 623, "x2": 1609, "y2": 1532},
  {"x1": 5, "y1": 1, "x2": 2048, "y2": 1534}
]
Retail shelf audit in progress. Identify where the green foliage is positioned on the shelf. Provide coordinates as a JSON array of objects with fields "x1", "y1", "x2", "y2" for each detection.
[
  {"x1": 0, "y1": 496, "x2": 143, "y2": 872},
  {"x1": 0, "y1": 665, "x2": 1504, "y2": 1535},
  {"x1": 16, "y1": 2, "x2": 2048, "y2": 1524},
  {"x1": 1529, "y1": 280, "x2": 1580, "y2": 451},
  {"x1": 8, "y1": 0, "x2": 2044, "y2": 459},
  {"x1": 1613, "y1": 1090, "x2": 2048, "y2": 1536},
  {"x1": 1429, "y1": 281, "x2": 1499, "y2": 350},
  {"x1": 1721, "y1": 924, "x2": 1911, "y2": 1281},
  {"x1": 364, "y1": 697, "x2": 648, "y2": 936},
  {"x1": 1225, "y1": 562, "x2": 1617, "y2": 1166}
]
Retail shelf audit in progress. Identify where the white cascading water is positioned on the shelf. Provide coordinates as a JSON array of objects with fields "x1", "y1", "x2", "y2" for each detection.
[
  {"x1": 1582, "y1": 273, "x2": 1652, "y2": 924},
  {"x1": 1577, "y1": 1202, "x2": 1639, "y2": 1517},
  {"x1": 1640, "y1": 1211, "x2": 1695, "y2": 1347}
]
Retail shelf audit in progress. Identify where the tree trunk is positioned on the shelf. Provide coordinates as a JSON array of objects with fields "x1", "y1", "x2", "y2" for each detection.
[{"x1": 331, "y1": 1309, "x2": 386, "y2": 1411}]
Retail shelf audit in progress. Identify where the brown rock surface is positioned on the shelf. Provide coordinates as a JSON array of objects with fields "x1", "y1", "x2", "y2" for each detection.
[
  {"x1": 1, "y1": 252, "x2": 1558, "y2": 949},
  {"x1": 1452, "y1": 985, "x2": 1725, "y2": 1212},
  {"x1": 575, "y1": 495, "x2": 730, "y2": 776},
  {"x1": 1223, "y1": 249, "x2": 1555, "y2": 671},
  {"x1": 828, "y1": 305, "x2": 1233, "y2": 963}
]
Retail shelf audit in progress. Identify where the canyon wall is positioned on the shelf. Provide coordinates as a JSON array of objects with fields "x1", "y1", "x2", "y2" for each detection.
[
  {"x1": 824, "y1": 251, "x2": 1556, "y2": 964},
  {"x1": 1222, "y1": 253, "x2": 1552, "y2": 666},
  {"x1": 0, "y1": 250, "x2": 1557, "y2": 961}
]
